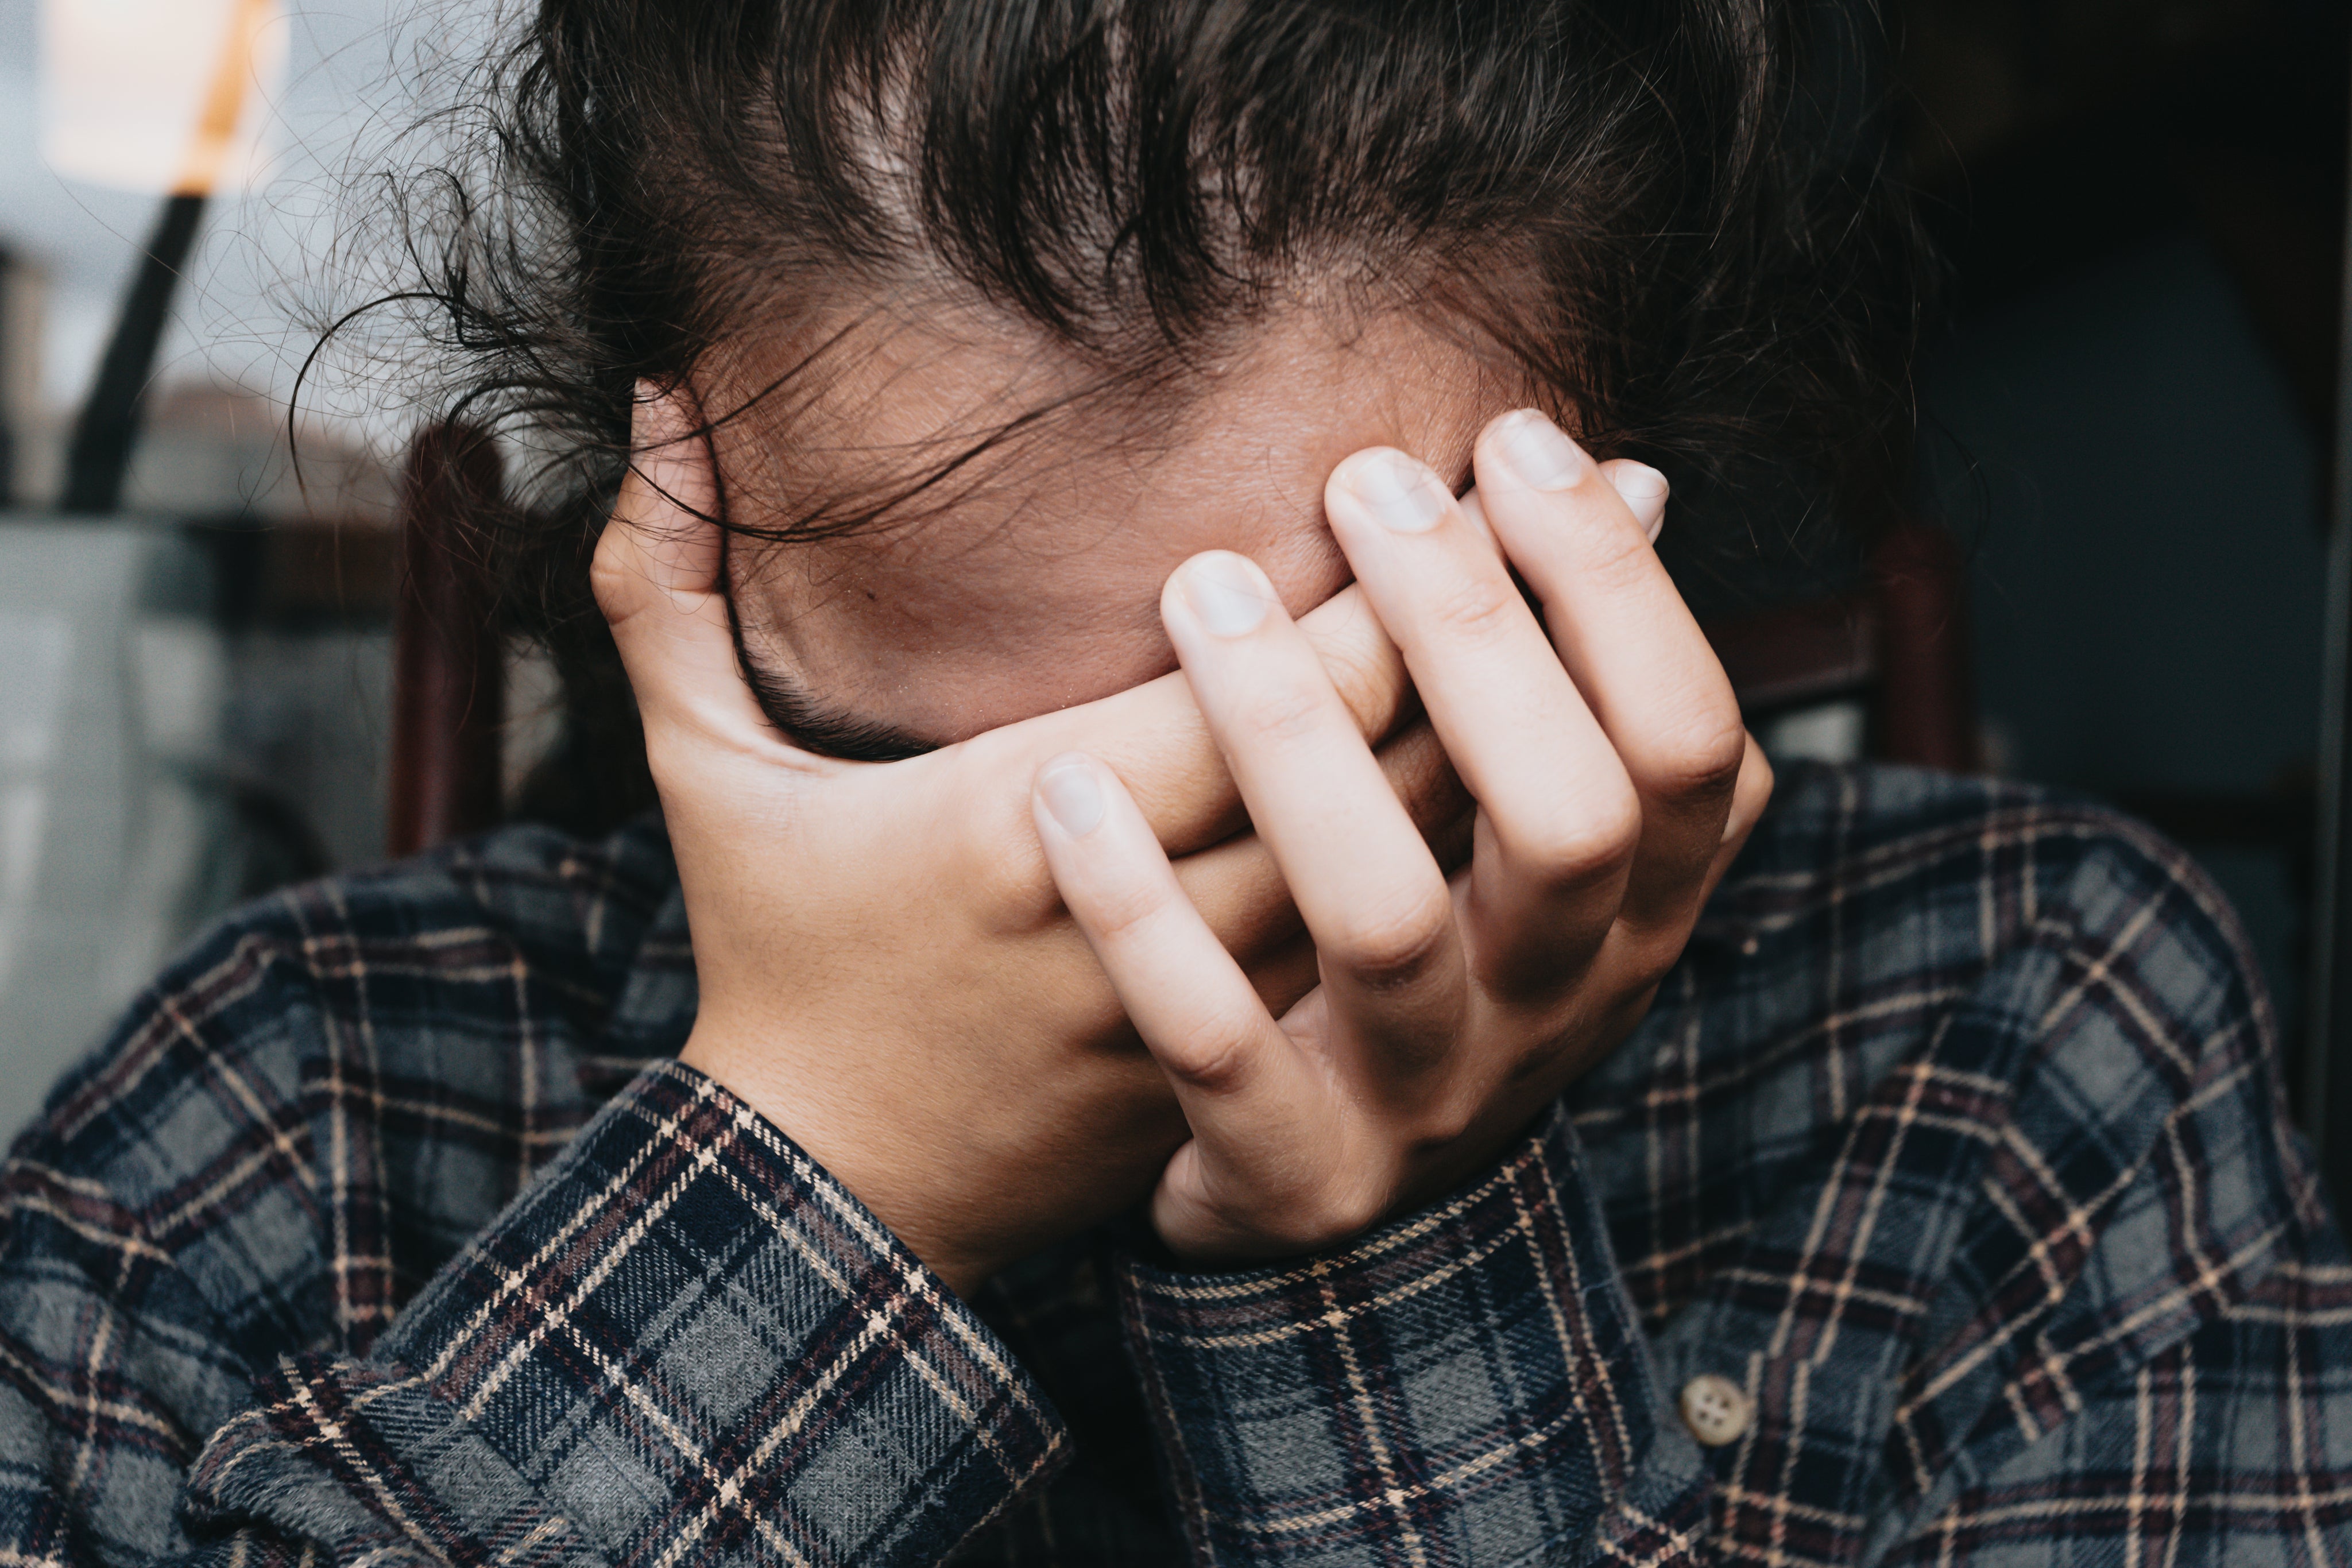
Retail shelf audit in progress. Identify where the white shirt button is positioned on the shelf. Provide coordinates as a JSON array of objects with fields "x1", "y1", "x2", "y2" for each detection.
[{"x1": 1678, "y1": 1373, "x2": 1753, "y2": 1447}]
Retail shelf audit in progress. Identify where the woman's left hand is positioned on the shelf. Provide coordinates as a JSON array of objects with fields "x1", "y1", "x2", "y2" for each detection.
[{"x1": 1032, "y1": 409, "x2": 1772, "y2": 1260}]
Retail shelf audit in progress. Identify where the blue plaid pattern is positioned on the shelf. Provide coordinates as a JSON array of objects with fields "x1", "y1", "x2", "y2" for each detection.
[{"x1": 0, "y1": 764, "x2": 2344, "y2": 1566}]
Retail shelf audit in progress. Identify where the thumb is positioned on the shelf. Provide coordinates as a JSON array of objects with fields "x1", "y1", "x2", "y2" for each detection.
[{"x1": 590, "y1": 386, "x2": 777, "y2": 743}]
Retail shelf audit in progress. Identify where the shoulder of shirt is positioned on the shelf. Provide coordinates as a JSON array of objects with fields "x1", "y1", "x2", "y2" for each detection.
[
  {"x1": 1717, "y1": 760, "x2": 2259, "y2": 986},
  {"x1": 1695, "y1": 763, "x2": 2289, "y2": 1194},
  {"x1": 1683, "y1": 760, "x2": 2283, "y2": 1146},
  {"x1": 6, "y1": 815, "x2": 683, "y2": 1217},
  {"x1": 1649, "y1": 766, "x2": 2333, "y2": 1534}
]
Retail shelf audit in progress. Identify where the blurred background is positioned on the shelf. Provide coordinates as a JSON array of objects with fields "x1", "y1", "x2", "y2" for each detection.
[{"x1": 0, "y1": 0, "x2": 2347, "y2": 1169}]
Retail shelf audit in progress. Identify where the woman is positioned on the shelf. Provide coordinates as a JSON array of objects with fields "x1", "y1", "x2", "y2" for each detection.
[{"x1": 2, "y1": 1, "x2": 2343, "y2": 1563}]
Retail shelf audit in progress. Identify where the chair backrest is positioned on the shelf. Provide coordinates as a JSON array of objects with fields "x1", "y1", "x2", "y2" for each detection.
[
  {"x1": 1867, "y1": 518, "x2": 1979, "y2": 772},
  {"x1": 388, "y1": 424, "x2": 505, "y2": 858},
  {"x1": 1702, "y1": 518, "x2": 1980, "y2": 771}
]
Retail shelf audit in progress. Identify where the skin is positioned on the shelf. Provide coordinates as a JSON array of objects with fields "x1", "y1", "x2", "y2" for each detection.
[
  {"x1": 713, "y1": 307, "x2": 1503, "y2": 752},
  {"x1": 1040, "y1": 431, "x2": 1767, "y2": 1255},
  {"x1": 594, "y1": 305, "x2": 1769, "y2": 1294}
]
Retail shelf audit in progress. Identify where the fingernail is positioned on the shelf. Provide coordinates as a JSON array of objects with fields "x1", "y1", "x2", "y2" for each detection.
[
  {"x1": 1345, "y1": 451, "x2": 1450, "y2": 533},
  {"x1": 1494, "y1": 411, "x2": 1588, "y2": 491},
  {"x1": 1181, "y1": 552, "x2": 1272, "y2": 637},
  {"x1": 1607, "y1": 463, "x2": 1670, "y2": 543},
  {"x1": 1038, "y1": 755, "x2": 1107, "y2": 837}
]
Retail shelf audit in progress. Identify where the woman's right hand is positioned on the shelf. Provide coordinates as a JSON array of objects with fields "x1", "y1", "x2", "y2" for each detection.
[{"x1": 593, "y1": 391, "x2": 1463, "y2": 1296}]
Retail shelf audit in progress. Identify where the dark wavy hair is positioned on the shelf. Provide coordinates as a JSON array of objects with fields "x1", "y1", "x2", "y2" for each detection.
[{"x1": 361, "y1": 0, "x2": 1926, "y2": 831}]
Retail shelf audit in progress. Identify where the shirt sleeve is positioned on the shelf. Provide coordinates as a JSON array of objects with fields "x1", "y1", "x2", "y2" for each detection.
[
  {"x1": 0, "y1": 1058, "x2": 1066, "y2": 1567},
  {"x1": 1116, "y1": 1103, "x2": 1713, "y2": 1567},
  {"x1": 1112, "y1": 806, "x2": 2349, "y2": 1568}
]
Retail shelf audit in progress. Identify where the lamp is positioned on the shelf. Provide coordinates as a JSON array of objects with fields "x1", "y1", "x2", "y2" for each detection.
[{"x1": 39, "y1": 0, "x2": 287, "y2": 514}]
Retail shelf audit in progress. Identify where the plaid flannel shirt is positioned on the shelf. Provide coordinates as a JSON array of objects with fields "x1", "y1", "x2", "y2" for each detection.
[{"x1": 1, "y1": 762, "x2": 2345, "y2": 1566}]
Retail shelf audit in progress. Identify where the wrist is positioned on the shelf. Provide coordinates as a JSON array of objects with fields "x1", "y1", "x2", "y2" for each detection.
[{"x1": 676, "y1": 1025, "x2": 996, "y2": 1296}]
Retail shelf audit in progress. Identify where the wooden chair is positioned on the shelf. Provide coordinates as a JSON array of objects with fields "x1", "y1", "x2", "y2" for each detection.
[
  {"x1": 387, "y1": 424, "x2": 506, "y2": 858},
  {"x1": 1701, "y1": 518, "x2": 1980, "y2": 772}
]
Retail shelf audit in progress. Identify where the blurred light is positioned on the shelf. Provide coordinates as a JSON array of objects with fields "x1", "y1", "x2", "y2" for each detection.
[{"x1": 37, "y1": 0, "x2": 289, "y2": 196}]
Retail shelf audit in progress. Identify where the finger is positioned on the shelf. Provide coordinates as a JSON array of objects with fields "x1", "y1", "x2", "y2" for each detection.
[
  {"x1": 1582, "y1": 731, "x2": 1775, "y2": 1027},
  {"x1": 1456, "y1": 471, "x2": 1665, "y2": 552},
  {"x1": 1241, "y1": 931, "x2": 1324, "y2": 1017},
  {"x1": 1030, "y1": 752, "x2": 1337, "y2": 1254},
  {"x1": 1533, "y1": 733, "x2": 1770, "y2": 1119},
  {"x1": 1169, "y1": 718, "x2": 1471, "y2": 964},
  {"x1": 1162, "y1": 551, "x2": 1464, "y2": 1056},
  {"x1": 1377, "y1": 721, "x2": 1477, "y2": 867},
  {"x1": 1322, "y1": 449, "x2": 1641, "y2": 994},
  {"x1": 1473, "y1": 412, "x2": 1747, "y2": 928},
  {"x1": 1595, "y1": 459, "x2": 1669, "y2": 543},
  {"x1": 1696, "y1": 731, "x2": 1774, "y2": 904},
  {"x1": 591, "y1": 387, "x2": 797, "y2": 751},
  {"x1": 988, "y1": 582, "x2": 1414, "y2": 860}
]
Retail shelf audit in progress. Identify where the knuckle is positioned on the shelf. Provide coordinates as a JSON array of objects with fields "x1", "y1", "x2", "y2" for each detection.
[
  {"x1": 1510, "y1": 784, "x2": 1643, "y2": 883},
  {"x1": 1625, "y1": 928, "x2": 1692, "y2": 989},
  {"x1": 1420, "y1": 1089, "x2": 1483, "y2": 1148},
  {"x1": 1425, "y1": 572, "x2": 1523, "y2": 644},
  {"x1": 1571, "y1": 523, "x2": 1657, "y2": 591},
  {"x1": 1082, "y1": 869, "x2": 1174, "y2": 946},
  {"x1": 1330, "y1": 886, "x2": 1455, "y2": 989},
  {"x1": 1279, "y1": 1179, "x2": 1388, "y2": 1252},
  {"x1": 1236, "y1": 679, "x2": 1332, "y2": 747},
  {"x1": 1162, "y1": 1015, "x2": 1261, "y2": 1095},
  {"x1": 1401, "y1": 1114, "x2": 1473, "y2": 1164},
  {"x1": 1641, "y1": 705, "x2": 1750, "y2": 801},
  {"x1": 1166, "y1": 1034, "x2": 1260, "y2": 1100},
  {"x1": 1627, "y1": 944, "x2": 1684, "y2": 992},
  {"x1": 1586, "y1": 928, "x2": 1686, "y2": 1002},
  {"x1": 1319, "y1": 1179, "x2": 1392, "y2": 1242},
  {"x1": 1321, "y1": 639, "x2": 1402, "y2": 738}
]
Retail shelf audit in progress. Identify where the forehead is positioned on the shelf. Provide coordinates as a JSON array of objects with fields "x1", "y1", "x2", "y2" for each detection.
[{"x1": 712, "y1": 307, "x2": 1500, "y2": 752}]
